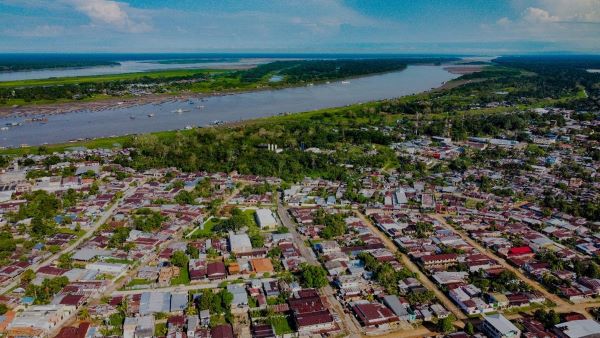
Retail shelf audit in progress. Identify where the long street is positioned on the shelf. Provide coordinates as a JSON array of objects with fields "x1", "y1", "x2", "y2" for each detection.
[
  {"x1": 430, "y1": 213, "x2": 594, "y2": 319},
  {"x1": 354, "y1": 211, "x2": 467, "y2": 322},
  {"x1": 276, "y1": 197, "x2": 363, "y2": 338}
]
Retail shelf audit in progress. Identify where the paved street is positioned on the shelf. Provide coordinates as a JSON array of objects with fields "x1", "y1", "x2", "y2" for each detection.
[
  {"x1": 0, "y1": 183, "x2": 138, "y2": 295},
  {"x1": 276, "y1": 197, "x2": 363, "y2": 338},
  {"x1": 431, "y1": 213, "x2": 594, "y2": 319},
  {"x1": 354, "y1": 211, "x2": 467, "y2": 322}
]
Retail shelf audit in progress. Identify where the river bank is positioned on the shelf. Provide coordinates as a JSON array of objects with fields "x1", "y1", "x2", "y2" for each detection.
[{"x1": 0, "y1": 65, "x2": 460, "y2": 148}]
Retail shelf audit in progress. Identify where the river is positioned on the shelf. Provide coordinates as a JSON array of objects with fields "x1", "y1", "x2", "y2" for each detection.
[{"x1": 0, "y1": 65, "x2": 458, "y2": 148}]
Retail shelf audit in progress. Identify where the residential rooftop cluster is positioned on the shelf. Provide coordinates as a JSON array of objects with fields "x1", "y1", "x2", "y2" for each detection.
[{"x1": 0, "y1": 106, "x2": 598, "y2": 337}]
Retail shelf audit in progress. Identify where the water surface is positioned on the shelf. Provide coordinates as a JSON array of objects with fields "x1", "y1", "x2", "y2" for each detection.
[{"x1": 1, "y1": 65, "x2": 458, "y2": 147}]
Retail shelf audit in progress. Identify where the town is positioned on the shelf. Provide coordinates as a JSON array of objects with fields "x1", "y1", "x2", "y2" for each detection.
[{"x1": 0, "y1": 103, "x2": 598, "y2": 338}]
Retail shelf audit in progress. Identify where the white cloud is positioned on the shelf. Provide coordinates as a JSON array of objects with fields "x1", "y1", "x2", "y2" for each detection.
[
  {"x1": 67, "y1": 0, "x2": 151, "y2": 33},
  {"x1": 496, "y1": 17, "x2": 512, "y2": 26},
  {"x1": 523, "y1": 7, "x2": 560, "y2": 22}
]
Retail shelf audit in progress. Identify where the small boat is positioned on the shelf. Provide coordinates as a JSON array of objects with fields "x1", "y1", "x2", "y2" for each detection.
[
  {"x1": 147, "y1": 113, "x2": 155, "y2": 118},
  {"x1": 210, "y1": 120, "x2": 224, "y2": 126},
  {"x1": 0, "y1": 127, "x2": 8, "y2": 131},
  {"x1": 172, "y1": 108, "x2": 190, "y2": 114},
  {"x1": 185, "y1": 125, "x2": 193, "y2": 130},
  {"x1": 129, "y1": 116, "x2": 136, "y2": 120},
  {"x1": 341, "y1": 80, "x2": 350, "y2": 85}
]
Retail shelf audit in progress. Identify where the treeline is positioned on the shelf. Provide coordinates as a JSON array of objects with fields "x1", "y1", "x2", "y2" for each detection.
[
  {"x1": 0, "y1": 72, "x2": 212, "y2": 103},
  {"x1": 494, "y1": 56, "x2": 600, "y2": 110},
  {"x1": 239, "y1": 58, "x2": 457, "y2": 83}
]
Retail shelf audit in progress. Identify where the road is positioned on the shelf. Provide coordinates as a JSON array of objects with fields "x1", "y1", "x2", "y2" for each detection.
[
  {"x1": 430, "y1": 214, "x2": 594, "y2": 319},
  {"x1": 354, "y1": 211, "x2": 467, "y2": 322},
  {"x1": 276, "y1": 197, "x2": 362, "y2": 338},
  {"x1": 0, "y1": 183, "x2": 138, "y2": 295}
]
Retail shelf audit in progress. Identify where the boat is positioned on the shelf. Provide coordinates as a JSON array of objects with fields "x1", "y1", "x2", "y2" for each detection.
[
  {"x1": 147, "y1": 113, "x2": 155, "y2": 118},
  {"x1": 184, "y1": 125, "x2": 193, "y2": 130},
  {"x1": 210, "y1": 120, "x2": 224, "y2": 126},
  {"x1": 129, "y1": 116, "x2": 136, "y2": 120},
  {"x1": 0, "y1": 127, "x2": 8, "y2": 131},
  {"x1": 341, "y1": 80, "x2": 350, "y2": 84},
  {"x1": 172, "y1": 108, "x2": 190, "y2": 114}
]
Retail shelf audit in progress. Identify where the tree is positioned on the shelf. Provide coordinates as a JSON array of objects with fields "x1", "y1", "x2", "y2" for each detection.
[
  {"x1": 465, "y1": 322, "x2": 475, "y2": 335},
  {"x1": 57, "y1": 253, "x2": 72, "y2": 269},
  {"x1": 0, "y1": 303, "x2": 7, "y2": 315},
  {"x1": 171, "y1": 251, "x2": 189, "y2": 268},
  {"x1": 438, "y1": 315, "x2": 455, "y2": 333},
  {"x1": 21, "y1": 269, "x2": 36, "y2": 285},
  {"x1": 175, "y1": 190, "x2": 195, "y2": 205},
  {"x1": 186, "y1": 243, "x2": 200, "y2": 259},
  {"x1": 299, "y1": 264, "x2": 328, "y2": 288}
]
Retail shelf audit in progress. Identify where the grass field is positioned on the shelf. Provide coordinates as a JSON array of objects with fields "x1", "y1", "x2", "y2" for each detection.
[
  {"x1": 0, "y1": 68, "x2": 227, "y2": 88},
  {"x1": 189, "y1": 217, "x2": 218, "y2": 238},
  {"x1": 170, "y1": 264, "x2": 190, "y2": 286}
]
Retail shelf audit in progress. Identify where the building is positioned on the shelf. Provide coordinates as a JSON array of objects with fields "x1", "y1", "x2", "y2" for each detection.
[
  {"x1": 250, "y1": 258, "x2": 274, "y2": 274},
  {"x1": 418, "y1": 253, "x2": 458, "y2": 268},
  {"x1": 229, "y1": 233, "x2": 252, "y2": 254},
  {"x1": 55, "y1": 322, "x2": 92, "y2": 338},
  {"x1": 6, "y1": 305, "x2": 75, "y2": 337},
  {"x1": 123, "y1": 315, "x2": 155, "y2": 338},
  {"x1": 288, "y1": 289, "x2": 337, "y2": 335},
  {"x1": 255, "y1": 209, "x2": 278, "y2": 229},
  {"x1": 553, "y1": 319, "x2": 600, "y2": 338},
  {"x1": 481, "y1": 314, "x2": 521, "y2": 338},
  {"x1": 352, "y1": 302, "x2": 399, "y2": 328}
]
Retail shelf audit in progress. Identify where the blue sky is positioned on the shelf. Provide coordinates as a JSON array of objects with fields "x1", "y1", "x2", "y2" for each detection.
[{"x1": 1, "y1": 0, "x2": 599, "y2": 53}]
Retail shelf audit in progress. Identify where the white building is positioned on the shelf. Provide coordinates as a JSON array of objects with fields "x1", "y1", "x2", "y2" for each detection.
[
  {"x1": 7, "y1": 304, "x2": 75, "y2": 337},
  {"x1": 229, "y1": 233, "x2": 252, "y2": 254},
  {"x1": 481, "y1": 314, "x2": 521, "y2": 338},
  {"x1": 85, "y1": 262, "x2": 127, "y2": 276},
  {"x1": 255, "y1": 209, "x2": 278, "y2": 229}
]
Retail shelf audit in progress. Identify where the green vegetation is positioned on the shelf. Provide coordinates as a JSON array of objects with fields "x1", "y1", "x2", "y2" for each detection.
[
  {"x1": 298, "y1": 263, "x2": 328, "y2": 288},
  {"x1": 25, "y1": 276, "x2": 69, "y2": 304},
  {"x1": 133, "y1": 208, "x2": 166, "y2": 232},
  {"x1": 358, "y1": 252, "x2": 415, "y2": 295}
]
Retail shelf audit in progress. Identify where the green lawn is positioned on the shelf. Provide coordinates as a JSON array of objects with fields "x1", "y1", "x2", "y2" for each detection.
[
  {"x1": 270, "y1": 316, "x2": 294, "y2": 335},
  {"x1": 189, "y1": 217, "x2": 218, "y2": 238},
  {"x1": 170, "y1": 265, "x2": 190, "y2": 286},
  {"x1": 126, "y1": 278, "x2": 153, "y2": 288}
]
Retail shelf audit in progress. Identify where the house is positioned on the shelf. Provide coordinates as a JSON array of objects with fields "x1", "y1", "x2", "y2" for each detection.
[
  {"x1": 199, "y1": 310, "x2": 210, "y2": 327},
  {"x1": 229, "y1": 233, "x2": 252, "y2": 254},
  {"x1": 250, "y1": 258, "x2": 274, "y2": 274},
  {"x1": 288, "y1": 289, "x2": 337, "y2": 335},
  {"x1": 419, "y1": 253, "x2": 458, "y2": 268},
  {"x1": 382, "y1": 295, "x2": 416, "y2": 322},
  {"x1": 55, "y1": 322, "x2": 91, "y2": 338},
  {"x1": 123, "y1": 315, "x2": 155, "y2": 338},
  {"x1": 189, "y1": 259, "x2": 207, "y2": 281},
  {"x1": 206, "y1": 262, "x2": 227, "y2": 280},
  {"x1": 227, "y1": 284, "x2": 248, "y2": 308},
  {"x1": 6, "y1": 305, "x2": 75, "y2": 338},
  {"x1": 481, "y1": 314, "x2": 521, "y2": 338},
  {"x1": 159, "y1": 266, "x2": 180, "y2": 287},
  {"x1": 211, "y1": 324, "x2": 234, "y2": 338},
  {"x1": 352, "y1": 302, "x2": 399, "y2": 328},
  {"x1": 553, "y1": 319, "x2": 600, "y2": 338}
]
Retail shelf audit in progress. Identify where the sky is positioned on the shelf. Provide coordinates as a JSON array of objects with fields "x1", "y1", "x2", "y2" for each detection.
[{"x1": 0, "y1": 0, "x2": 599, "y2": 54}]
